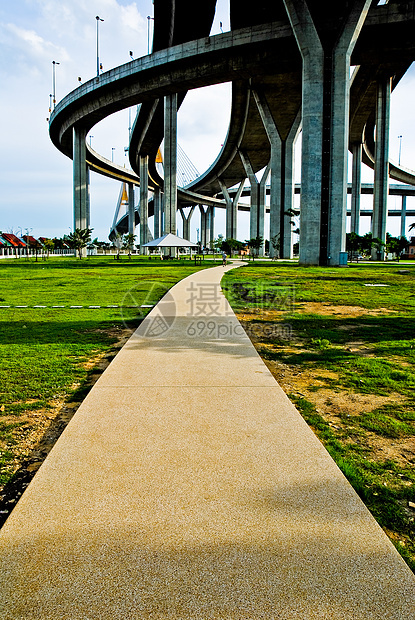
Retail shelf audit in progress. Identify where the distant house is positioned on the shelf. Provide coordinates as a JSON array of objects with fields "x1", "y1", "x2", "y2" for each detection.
[
  {"x1": 0, "y1": 234, "x2": 12, "y2": 256},
  {"x1": 22, "y1": 235, "x2": 42, "y2": 255},
  {"x1": 0, "y1": 232, "x2": 26, "y2": 256},
  {"x1": 402, "y1": 236, "x2": 415, "y2": 260}
]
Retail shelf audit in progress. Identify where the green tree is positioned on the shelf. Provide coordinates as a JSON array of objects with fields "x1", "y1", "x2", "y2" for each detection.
[
  {"x1": 213, "y1": 235, "x2": 225, "y2": 254},
  {"x1": 42, "y1": 238, "x2": 55, "y2": 259},
  {"x1": 123, "y1": 233, "x2": 137, "y2": 258},
  {"x1": 386, "y1": 233, "x2": 408, "y2": 260},
  {"x1": 246, "y1": 236, "x2": 263, "y2": 260},
  {"x1": 346, "y1": 232, "x2": 364, "y2": 259},
  {"x1": 66, "y1": 227, "x2": 93, "y2": 259},
  {"x1": 223, "y1": 238, "x2": 245, "y2": 256}
]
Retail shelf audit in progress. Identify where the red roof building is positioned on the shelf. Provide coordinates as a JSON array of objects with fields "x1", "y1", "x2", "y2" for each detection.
[
  {"x1": 1, "y1": 233, "x2": 26, "y2": 247},
  {"x1": 22, "y1": 235, "x2": 41, "y2": 248}
]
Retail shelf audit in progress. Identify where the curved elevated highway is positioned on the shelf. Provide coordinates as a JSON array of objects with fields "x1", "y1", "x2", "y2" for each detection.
[{"x1": 49, "y1": 0, "x2": 415, "y2": 263}]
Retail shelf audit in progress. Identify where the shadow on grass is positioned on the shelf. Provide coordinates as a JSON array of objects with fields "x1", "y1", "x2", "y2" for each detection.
[
  {"x1": 271, "y1": 314, "x2": 415, "y2": 350},
  {"x1": 0, "y1": 258, "x2": 207, "y2": 271},
  {"x1": 0, "y1": 319, "x2": 138, "y2": 345},
  {"x1": 0, "y1": 325, "x2": 140, "y2": 528}
]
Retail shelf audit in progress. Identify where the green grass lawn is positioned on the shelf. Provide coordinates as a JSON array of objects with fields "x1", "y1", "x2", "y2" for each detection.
[
  {"x1": 222, "y1": 260, "x2": 415, "y2": 572},
  {"x1": 2, "y1": 255, "x2": 415, "y2": 572},
  {"x1": 0, "y1": 255, "x2": 207, "y2": 495}
]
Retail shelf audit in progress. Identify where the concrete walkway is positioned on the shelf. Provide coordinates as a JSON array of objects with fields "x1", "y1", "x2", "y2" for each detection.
[{"x1": 0, "y1": 262, "x2": 414, "y2": 619}]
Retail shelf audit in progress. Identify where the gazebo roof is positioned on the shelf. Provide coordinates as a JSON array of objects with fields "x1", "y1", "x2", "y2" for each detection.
[{"x1": 143, "y1": 233, "x2": 198, "y2": 248}]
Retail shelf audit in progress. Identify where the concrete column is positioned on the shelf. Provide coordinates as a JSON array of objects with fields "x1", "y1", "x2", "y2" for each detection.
[
  {"x1": 239, "y1": 151, "x2": 269, "y2": 255},
  {"x1": 328, "y1": 1, "x2": 371, "y2": 265},
  {"x1": 372, "y1": 76, "x2": 391, "y2": 260},
  {"x1": 139, "y1": 155, "x2": 149, "y2": 254},
  {"x1": 351, "y1": 142, "x2": 362, "y2": 235},
  {"x1": 164, "y1": 93, "x2": 178, "y2": 235},
  {"x1": 251, "y1": 89, "x2": 282, "y2": 259},
  {"x1": 73, "y1": 126, "x2": 90, "y2": 232},
  {"x1": 400, "y1": 195, "x2": 407, "y2": 239},
  {"x1": 253, "y1": 89, "x2": 301, "y2": 259},
  {"x1": 283, "y1": 0, "x2": 323, "y2": 265},
  {"x1": 283, "y1": 0, "x2": 371, "y2": 265},
  {"x1": 199, "y1": 205, "x2": 207, "y2": 249},
  {"x1": 208, "y1": 206, "x2": 215, "y2": 247},
  {"x1": 282, "y1": 117, "x2": 301, "y2": 259},
  {"x1": 204, "y1": 206, "x2": 213, "y2": 247},
  {"x1": 153, "y1": 187, "x2": 162, "y2": 239},
  {"x1": 128, "y1": 183, "x2": 135, "y2": 237},
  {"x1": 179, "y1": 205, "x2": 195, "y2": 241},
  {"x1": 219, "y1": 179, "x2": 244, "y2": 240}
]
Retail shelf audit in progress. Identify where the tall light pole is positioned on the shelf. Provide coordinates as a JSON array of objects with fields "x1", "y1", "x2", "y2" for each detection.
[
  {"x1": 398, "y1": 135, "x2": 403, "y2": 165},
  {"x1": 96, "y1": 16, "x2": 104, "y2": 77},
  {"x1": 52, "y1": 61, "x2": 60, "y2": 109},
  {"x1": 89, "y1": 135, "x2": 94, "y2": 147},
  {"x1": 147, "y1": 16, "x2": 154, "y2": 54},
  {"x1": 111, "y1": 147, "x2": 115, "y2": 162}
]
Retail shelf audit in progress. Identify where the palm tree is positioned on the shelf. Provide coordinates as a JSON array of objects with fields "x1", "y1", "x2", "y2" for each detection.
[{"x1": 66, "y1": 227, "x2": 93, "y2": 259}]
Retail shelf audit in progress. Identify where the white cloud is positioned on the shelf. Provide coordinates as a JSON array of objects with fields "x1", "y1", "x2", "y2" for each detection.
[
  {"x1": 120, "y1": 3, "x2": 146, "y2": 33},
  {"x1": 6, "y1": 22, "x2": 69, "y2": 60}
]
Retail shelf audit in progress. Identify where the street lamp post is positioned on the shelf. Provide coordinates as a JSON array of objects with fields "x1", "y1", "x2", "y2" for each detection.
[
  {"x1": 398, "y1": 135, "x2": 403, "y2": 165},
  {"x1": 112, "y1": 147, "x2": 115, "y2": 162},
  {"x1": 17, "y1": 227, "x2": 23, "y2": 258},
  {"x1": 147, "y1": 16, "x2": 154, "y2": 54},
  {"x1": 52, "y1": 61, "x2": 60, "y2": 109},
  {"x1": 96, "y1": 16, "x2": 104, "y2": 77}
]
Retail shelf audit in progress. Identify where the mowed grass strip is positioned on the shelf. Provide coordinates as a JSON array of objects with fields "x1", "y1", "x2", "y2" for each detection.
[
  {"x1": 222, "y1": 261, "x2": 415, "y2": 572},
  {"x1": 0, "y1": 256, "x2": 207, "y2": 494}
]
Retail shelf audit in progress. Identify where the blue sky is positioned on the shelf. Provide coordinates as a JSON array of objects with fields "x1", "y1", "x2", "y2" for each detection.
[{"x1": 0, "y1": 0, "x2": 414, "y2": 242}]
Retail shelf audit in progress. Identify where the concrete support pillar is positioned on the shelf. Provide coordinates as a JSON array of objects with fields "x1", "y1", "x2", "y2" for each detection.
[
  {"x1": 179, "y1": 205, "x2": 195, "y2": 241},
  {"x1": 207, "y1": 206, "x2": 215, "y2": 247},
  {"x1": 351, "y1": 142, "x2": 362, "y2": 235},
  {"x1": 281, "y1": 117, "x2": 301, "y2": 259},
  {"x1": 372, "y1": 76, "x2": 391, "y2": 260},
  {"x1": 283, "y1": 0, "x2": 323, "y2": 265},
  {"x1": 239, "y1": 151, "x2": 269, "y2": 255},
  {"x1": 139, "y1": 155, "x2": 149, "y2": 254},
  {"x1": 283, "y1": 0, "x2": 371, "y2": 265},
  {"x1": 253, "y1": 89, "x2": 301, "y2": 259},
  {"x1": 400, "y1": 195, "x2": 407, "y2": 239},
  {"x1": 204, "y1": 206, "x2": 213, "y2": 247},
  {"x1": 153, "y1": 187, "x2": 162, "y2": 239},
  {"x1": 164, "y1": 93, "x2": 178, "y2": 235},
  {"x1": 73, "y1": 126, "x2": 90, "y2": 232},
  {"x1": 219, "y1": 180, "x2": 244, "y2": 240},
  {"x1": 128, "y1": 183, "x2": 135, "y2": 237},
  {"x1": 199, "y1": 205, "x2": 208, "y2": 249}
]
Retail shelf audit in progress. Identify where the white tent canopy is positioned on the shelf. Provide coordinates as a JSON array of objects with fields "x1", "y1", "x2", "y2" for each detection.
[{"x1": 143, "y1": 233, "x2": 198, "y2": 248}]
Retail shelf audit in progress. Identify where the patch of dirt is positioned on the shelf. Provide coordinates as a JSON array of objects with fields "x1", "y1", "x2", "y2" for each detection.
[
  {"x1": 297, "y1": 302, "x2": 397, "y2": 317},
  {"x1": 0, "y1": 326, "x2": 134, "y2": 527},
  {"x1": 237, "y1": 311, "x2": 415, "y2": 470}
]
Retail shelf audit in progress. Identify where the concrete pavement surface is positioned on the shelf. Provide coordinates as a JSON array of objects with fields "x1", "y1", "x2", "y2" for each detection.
[{"x1": 0, "y1": 262, "x2": 414, "y2": 619}]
